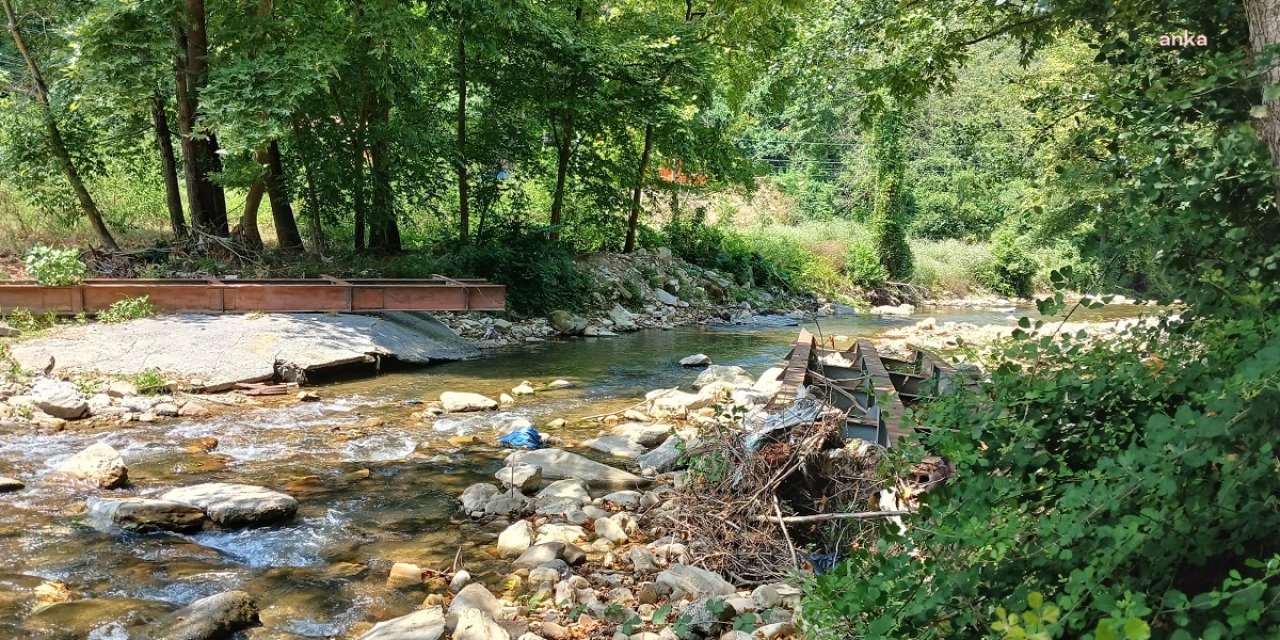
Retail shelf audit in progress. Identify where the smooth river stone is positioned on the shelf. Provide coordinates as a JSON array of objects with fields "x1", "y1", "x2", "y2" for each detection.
[
  {"x1": 503, "y1": 449, "x2": 644, "y2": 486},
  {"x1": 159, "y1": 482, "x2": 298, "y2": 528},
  {"x1": 355, "y1": 605, "x2": 445, "y2": 640},
  {"x1": 86, "y1": 497, "x2": 206, "y2": 533}
]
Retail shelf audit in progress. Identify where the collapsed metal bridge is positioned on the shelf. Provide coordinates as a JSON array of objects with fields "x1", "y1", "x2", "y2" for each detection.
[
  {"x1": 768, "y1": 328, "x2": 977, "y2": 447},
  {"x1": 0, "y1": 276, "x2": 505, "y2": 314}
]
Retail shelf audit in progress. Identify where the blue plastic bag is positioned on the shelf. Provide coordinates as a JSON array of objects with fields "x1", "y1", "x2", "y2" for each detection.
[{"x1": 497, "y1": 425, "x2": 543, "y2": 450}]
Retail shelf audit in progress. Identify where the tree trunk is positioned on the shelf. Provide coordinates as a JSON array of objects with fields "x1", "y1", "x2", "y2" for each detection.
[
  {"x1": 456, "y1": 23, "x2": 470, "y2": 243},
  {"x1": 261, "y1": 142, "x2": 304, "y2": 251},
  {"x1": 175, "y1": 1, "x2": 228, "y2": 236},
  {"x1": 237, "y1": 180, "x2": 265, "y2": 250},
  {"x1": 623, "y1": 123, "x2": 655, "y2": 253},
  {"x1": 152, "y1": 91, "x2": 187, "y2": 238},
  {"x1": 1245, "y1": 0, "x2": 1280, "y2": 204},
  {"x1": 368, "y1": 96, "x2": 401, "y2": 252},
  {"x1": 550, "y1": 112, "x2": 573, "y2": 240},
  {"x1": 3, "y1": 0, "x2": 119, "y2": 251}
]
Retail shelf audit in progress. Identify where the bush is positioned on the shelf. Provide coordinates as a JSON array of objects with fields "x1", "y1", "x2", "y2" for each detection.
[
  {"x1": 802, "y1": 301, "x2": 1280, "y2": 640},
  {"x1": 845, "y1": 239, "x2": 888, "y2": 287},
  {"x1": 976, "y1": 231, "x2": 1036, "y2": 297},
  {"x1": 98, "y1": 295, "x2": 156, "y2": 323},
  {"x1": 910, "y1": 192, "x2": 967, "y2": 240},
  {"x1": 3, "y1": 307, "x2": 57, "y2": 333},
  {"x1": 24, "y1": 245, "x2": 87, "y2": 286}
]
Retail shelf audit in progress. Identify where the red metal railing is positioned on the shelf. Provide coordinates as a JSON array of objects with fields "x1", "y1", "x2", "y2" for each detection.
[{"x1": 0, "y1": 276, "x2": 505, "y2": 314}]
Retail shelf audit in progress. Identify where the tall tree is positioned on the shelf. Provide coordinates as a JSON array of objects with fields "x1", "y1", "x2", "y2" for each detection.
[{"x1": 2, "y1": 0, "x2": 119, "y2": 251}]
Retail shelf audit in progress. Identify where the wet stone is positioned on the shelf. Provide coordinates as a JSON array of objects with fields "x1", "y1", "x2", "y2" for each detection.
[
  {"x1": 355, "y1": 605, "x2": 446, "y2": 640},
  {"x1": 153, "y1": 590, "x2": 260, "y2": 640},
  {"x1": 159, "y1": 482, "x2": 298, "y2": 528},
  {"x1": 0, "y1": 477, "x2": 24, "y2": 492},
  {"x1": 86, "y1": 497, "x2": 206, "y2": 534},
  {"x1": 46, "y1": 442, "x2": 128, "y2": 489}
]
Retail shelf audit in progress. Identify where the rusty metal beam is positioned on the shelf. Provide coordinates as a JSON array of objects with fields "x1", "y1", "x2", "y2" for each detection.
[{"x1": 0, "y1": 278, "x2": 505, "y2": 315}]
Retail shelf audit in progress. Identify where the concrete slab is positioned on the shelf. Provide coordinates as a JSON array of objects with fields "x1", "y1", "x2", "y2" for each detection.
[{"x1": 9, "y1": 312, "x2": 477, "y2": 391}]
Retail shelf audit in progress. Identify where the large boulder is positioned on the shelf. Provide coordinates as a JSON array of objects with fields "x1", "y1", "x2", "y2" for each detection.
[
  {"x1": 607, "y1": 304, "x2": 638, "y2": 331},
  {"x1": 30, "y1": 379, "x2": 88, "y2": 419},
  {"x1": 152, "y1": 590, "x2": 259, "y2": 640},
  {"x1": 495, "y1": 464, "x2": 542, "y2": 494},
  {"x1": 653, "y1": 289, "x2": 679, "y2": 306},
  {"x1": 581, "y1": 435, "x2": 646, "y2": 460},
  {"x1": 159, "y1": 483, "x2": 297, "y2": 528},
  {"x1": 355, "y1": 606, "x2": 445, "y2": 640},
  {"x1": 656, "y1": 564, "x2": 736, "y2": 599},
  {"x1": 611, "y1": 423, "x2": 672, "y2": 448},
  {"x1": 447, "y1": 583, "x2": 504, "y2": 623},
  {"x1": 86, "y1": 497, "x2": 206, "y2": 533},
  {"x1": 646, "y1": 389, "x2": 707, "y2": 418},
  {"x1": 548, "y1": 311, "x2": 588, "y2": 336},
  {"x1": 635, "y1": 436, "x2": 688, "y2": 474},
  {"x1": 46, "y1": 443, "x2": 128, "y2": 489},
  {"x1": 504, "y1": 449, "x2": 644, "y2": 486},
  {"x1": 692, "y1": 366, "x2": 755, "y2": 389},
  {"x1": 440, "y1": 392, "x2": 499, "y2": 412}
]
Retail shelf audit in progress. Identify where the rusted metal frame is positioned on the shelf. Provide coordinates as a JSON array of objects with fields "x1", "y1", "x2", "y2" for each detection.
[
  {"x1": 766, "y1": 328, "x2": 814, "y2": 412},
  {"x1": 855, "y1": 339, "x2": 910, "y2": 447}
]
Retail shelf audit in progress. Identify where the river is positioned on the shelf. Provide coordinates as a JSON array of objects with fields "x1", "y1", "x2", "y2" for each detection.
[{"x1": 0, "y1": 304, "x2": 1147, "y2": 638}]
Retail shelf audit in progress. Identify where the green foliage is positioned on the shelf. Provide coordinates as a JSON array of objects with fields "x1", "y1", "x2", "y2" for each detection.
[
  {"x1": 870, "y1": 110, "x2": 914, "y2": 280},
  {"x1": 97, "y1": 296, "x2": 156, "y2": 323},
  {"x1": 3, "y1": 308, "x2": 57, "y2": 333},
  {"x1": 844, "y1": 237, "x2": 888, "y2": 288},
  {"x1": 128, "y1": 368, "x2": 168, "y2": 395},
  {"x1": 976, "y1": 231, "x2": 1037, "y2": 297},
  {"x1": 24, "y1": 245, "x2": 87, "y2": 286}
]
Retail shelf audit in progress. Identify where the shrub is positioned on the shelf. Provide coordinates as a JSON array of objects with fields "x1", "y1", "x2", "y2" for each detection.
[
  {"x1": 3, "y1": 307, "x2": 57, "y2": 333},
  {"x1": 845, "y1": 239, "x2": 888, "y2": 287},
  {"x1": 910, "y1": 192, "x2": 967, "y2": 240},
  {"x1": 24, "y1": 244, "x2": 86, "y2": 286},
  {"x1": 98, "y1": 296, "x2": 156, "y2": 323},
  {"x1": 129, "y1": 368, "x2": 169, "y2": 395},
  {"x1": 976, "y1": 231, "x2": 1036, "y2": 297}
]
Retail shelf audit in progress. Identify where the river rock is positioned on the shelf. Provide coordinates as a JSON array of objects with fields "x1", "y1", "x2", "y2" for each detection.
[
  {"x1": 453, "y1": 607, "x2": 511, "y2": 640},
  {"x1": 657, "y1": 564, "x2": 735, "y2": 601},
  {"x1": 512, "y1": 382, "x2": 536, "y2": 396},
  {"x1": 607, "y1": 304, "x2": 638, "y2": 331},
  {"x1": 645, "y1": 389, "x2": 707, "y2": 418},
  {"x1": 536, "y1": 523, "x2": 588, "y2": 545},
  {"x1": 86, "y1": 497, "x2": 206, "y2": 533},
  {"x1": 870, "y1": 303, "x2": 915, "y2": 316},
  {"x1": 635, "y1": 437, "x2": 687, "y2": 475},
  {"x1": 613, "y1": 423, "x2": 671, "y2": 448},
  {"x1": 692, "y1": 365, "x2": 754, "y2": 389},
  {"x1": 355, "y1": 606, "x2": 445, "y2": 640},
  {"x1": 679, "y1": 596, "x2": 736, "y2": 638},
  {"x1": 387, "y1": 563, "x2": 424, "y2": 589},
  {"x1": 104, "y1": 380, "x2": 138, "y2": 398},
  {"x1": 46, "y1": 442, "x2": 128, "y2": 489},
  {"x1": 625, "y1": 546, "x2": 658, "y2": 574},
  {"x1": 653, "y1": 289, "x2": 679, "y2": 306},
  {"x1": 593, "y1": 517, "x2": 628, "y2": 544},
  {"x1": 159, "y1": 483, "x2": 297, "y2": 528},
  {"x1": 485, "y1": 494, "x2": 532, "y2": 517},
  {"x1": 512, "y1": 542, "x2": 586, "y2": 570},
  {"x1": 23, "y1": 597, "x2": 175, "y2": 637},
  {"x1": 679, "y1": 354, "x2": 711, "y2": 367},
  {"x1": 536, "y1": 478, "x2": 590, "y2": 503},
  {"x1": 461, "y1": 483, "x2": 501, "y2": 516},
  {"x1": 0, "y1": 321, "x2": 16, "y2": 337},
  {"x1": 440, "y1": 392, "x2": 499, "y2": 412},
  {"x1": 497, "y1": 520, "x2": 534, "y2": 558},
  {"x1": 30, "y1": 379, "x2": 88, "y2": 419},
  {"x1": 582, "y1": 435, "x2": 646, "y2": 460},
  {"x1": 0, "y1": 477, "x2": 24, "y2": 492},
  {"x1": 504, "y1": 449, "x2": 644, "y2": 485},
  {"x1": 600, "y1": 490, "x2": 642, "y2": 509},
  {"x1": 153, "y1": 590, "x2": 259, "y2": 640},
  {"x1": 448, "y1": 583, "x2": 503, "y2": 624},
  {"x1": 548, "y1": 311, "x2": 588, "y2": 336},
  {"x1": 496, "y1": 464, "x2": 542, "y2": 494}
]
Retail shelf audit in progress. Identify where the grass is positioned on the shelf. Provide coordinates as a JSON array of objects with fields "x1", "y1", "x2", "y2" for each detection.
[
  {"x1": 98, "y1": 295, "x2": 157, "y2": 323},
  {"x1": 911, "y1": 239, "x2": 994, "y2": 296}
]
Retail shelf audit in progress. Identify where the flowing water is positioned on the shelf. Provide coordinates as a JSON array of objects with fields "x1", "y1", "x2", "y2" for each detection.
[{"x1": 0, "y1": 304, "x2": 1149, "y2": 638}]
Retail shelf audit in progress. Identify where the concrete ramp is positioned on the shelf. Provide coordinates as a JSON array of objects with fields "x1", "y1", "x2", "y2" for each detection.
[{"x1": 10, "y1": 312, "x2": 478, "y2": 391}]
